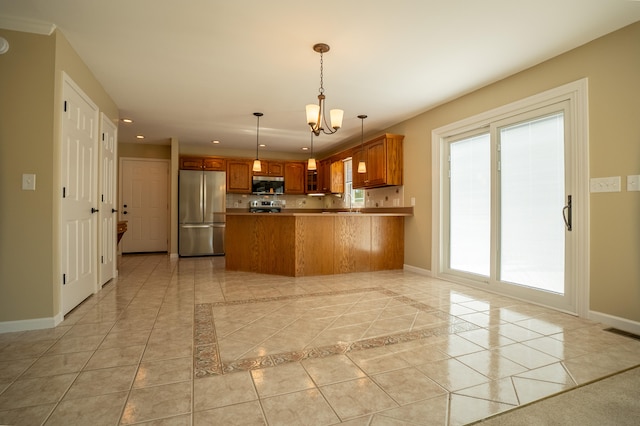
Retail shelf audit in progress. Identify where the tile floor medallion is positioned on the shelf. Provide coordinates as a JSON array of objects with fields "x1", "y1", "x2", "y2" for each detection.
[{"x1": 193, "y1": 288, "x2": 481, "y2": 377}]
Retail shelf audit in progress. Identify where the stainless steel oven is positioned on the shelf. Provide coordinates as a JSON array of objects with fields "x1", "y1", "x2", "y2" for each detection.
[{"x1": 249, "y1": 200, "x2": 283, "y2": 213}]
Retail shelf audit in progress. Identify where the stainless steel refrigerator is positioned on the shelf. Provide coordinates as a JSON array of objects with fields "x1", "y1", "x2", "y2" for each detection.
[{"x1": 179, "y1": 170, "x2": 226, "y2": 256}]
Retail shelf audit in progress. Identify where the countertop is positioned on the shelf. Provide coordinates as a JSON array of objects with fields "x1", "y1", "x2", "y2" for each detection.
[{"x1": 225, "y1": 207, "x2": 413, "y2": 217}]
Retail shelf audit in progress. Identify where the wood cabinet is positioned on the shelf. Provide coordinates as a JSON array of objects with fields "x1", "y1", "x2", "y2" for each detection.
[
  {"x1": 253, "y1": 160, "x2": 284, "y2": 177},
  {"x1": 330, "y1": 160, "x2": 344, "y2": 193},
  {"x1": 226, "y1": 214, "x2": 404, "y2": 277},
  {"x1": 318, "y1": 159, "x2": 332, "y2": 193},
  {"x1": 310, "y1": 159, "x2": 343, "y2": 194},
  {"x1": 306, "y1": 168, "x2": 319, "y2": 193},
  {"x1": 203, "y1": 157, "x2": 226, "y2": 170},
  {"x1": 353, "y1": 134, "x2": 403, "y2": 189},
  {"x1": 226, "y1": 159, "x2": 253, "y2": 193},
  {"x1": 180, "y1": 156, "x2": 226, "y2": 171},
  {"x1": 284, "y1": 162, "x2": 306, "y2": 194}
]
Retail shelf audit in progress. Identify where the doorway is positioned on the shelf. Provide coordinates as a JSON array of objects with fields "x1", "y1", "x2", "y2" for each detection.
[
  {"x1": 433, "y1": 80, "x2": 589, "y2": 315},
  {"x1": 119, "y1": 158, "x2": 169, "y2": 253}
]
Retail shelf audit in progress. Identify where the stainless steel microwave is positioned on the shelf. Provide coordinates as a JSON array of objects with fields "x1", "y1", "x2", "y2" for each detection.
[{"x1": 252, "y1": 176, "x2": 284, "y2": 194}]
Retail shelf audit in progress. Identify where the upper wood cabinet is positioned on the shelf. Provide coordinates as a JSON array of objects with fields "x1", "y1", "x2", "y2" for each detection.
[
  {"x1": 307, "y1": 159, "x2": 343, "y2": 194},
  {"x1": 203, "y1": 157, "x2": 226, "y2": 170},
  {"x1": 227, "y1": 159, "x2": 253, "y2": 193},
  {"x1": 318, "y1": 159, "x2": 332, "y2": 193},
  {"x1": 330, "y1": 160, "x2": 344, "y2": 193},
  {"x1": 353, "y1": 134, "x2": 404, "y2": 189},
  {"x1": 180, "y1": 156, "x2": 226, "y2": 171},
  {"x1": 253, "y1": 160, "x2": 284, "y2": 177},
  {"x1": 284, "y1": 162, "x2": 306, "y2": 194},
  {"x1": 306, "y1": 168, "x2": 319, "y2": 193}
]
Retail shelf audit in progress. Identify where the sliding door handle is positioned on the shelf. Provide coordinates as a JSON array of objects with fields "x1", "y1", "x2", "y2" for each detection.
[{"x1": 562, "y1": 195, "x2": 572, "y2": 231}]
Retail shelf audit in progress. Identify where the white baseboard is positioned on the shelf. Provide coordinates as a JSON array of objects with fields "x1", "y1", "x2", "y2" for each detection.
[
  {"x1": 403, "y1": 264, "x2": 432, "y2": 276},
  {"x1": 170, "y1": 253, "x2": 179, "y2": 259},
  {"x1": 589, "y1": 310, "x2": 640, "y2": 335},
  {"x1": 0, "y1": 312, "x2": 64, "y2": 333}
]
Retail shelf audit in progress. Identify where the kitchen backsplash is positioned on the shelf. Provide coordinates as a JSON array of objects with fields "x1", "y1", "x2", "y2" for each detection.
[{"x1": 226, "y1": 186, "x2": 404, "y2": 210}]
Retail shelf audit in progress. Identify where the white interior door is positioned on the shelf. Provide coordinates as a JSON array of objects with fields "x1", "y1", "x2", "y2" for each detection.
[
  {"x1": 120, "y1": 158, "x2": 169, "y2": 253},
  {"x1": 99, "y1": 113, "x2": 117, "y2": 285},
  {"x1": 61, "y1": 74, "x2": 99, "y2": 315}
]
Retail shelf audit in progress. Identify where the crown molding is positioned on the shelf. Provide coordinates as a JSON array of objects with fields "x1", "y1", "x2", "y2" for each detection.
[{"x1": 0, "y1": 15, "x2": 56, "y2": 35}]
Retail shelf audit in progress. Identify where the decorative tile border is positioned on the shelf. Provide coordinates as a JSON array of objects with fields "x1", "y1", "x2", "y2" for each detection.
[{"x1": 194, "y1": 287, "x2": 480, "y2": 378}]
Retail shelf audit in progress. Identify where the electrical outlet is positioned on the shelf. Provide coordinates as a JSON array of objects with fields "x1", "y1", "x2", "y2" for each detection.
[
  {"x1": 590, "y1": 176, "x2": 621, "y2": 193},
  {"x1": 627, "y1": 175, "x2": 640, "y2": 192},
  {"x1": 410, "y1": 197, "x2": 416, "y2": 206},
  {"x1": 22, "y1": 173, "x2": 36, "y2": 191}
]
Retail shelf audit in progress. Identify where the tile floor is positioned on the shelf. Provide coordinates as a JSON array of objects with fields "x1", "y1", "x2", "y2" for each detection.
[{"x1": 1, "y1": 254, "x2": 639, "y2": 425}]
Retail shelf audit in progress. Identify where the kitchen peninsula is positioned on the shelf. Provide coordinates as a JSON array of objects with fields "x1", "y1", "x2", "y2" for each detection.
[{"x1": 225, "y1": 209, "x2": 412, "y2": 277}]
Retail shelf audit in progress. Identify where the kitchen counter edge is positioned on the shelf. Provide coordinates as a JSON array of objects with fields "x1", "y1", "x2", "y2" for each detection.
[{"x1": 225, "y1": 207, "x2": 413, "y2": 217}]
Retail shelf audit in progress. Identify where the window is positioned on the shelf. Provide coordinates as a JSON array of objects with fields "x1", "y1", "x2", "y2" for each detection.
[{"x1": 343, "y1": 158, "x2": 365, "y2": 208}]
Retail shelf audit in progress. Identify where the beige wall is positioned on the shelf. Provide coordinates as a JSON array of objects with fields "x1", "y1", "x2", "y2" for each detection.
[
  {"x1": 390, "y1": 21, "x2": 640, "y2": 322},
  {"x1": 0, "y1": 28, "x2": 117, "y2": 323},
  {"x1": 0, "y1": 30, "x2": 56, "y2": 321},
  {"x1": 119, "y1": 142, "x2": 171, "y2": 159}
]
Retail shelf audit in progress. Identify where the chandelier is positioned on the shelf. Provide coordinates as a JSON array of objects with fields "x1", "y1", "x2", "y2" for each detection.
[{"x1": 306, "y1": 43, "x2": 343, "y2": 136}]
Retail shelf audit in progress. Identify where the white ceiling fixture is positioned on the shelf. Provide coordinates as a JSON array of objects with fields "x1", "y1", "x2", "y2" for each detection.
[{"x1": 305, "y1": 43, "x2": 343, "y2": 137}]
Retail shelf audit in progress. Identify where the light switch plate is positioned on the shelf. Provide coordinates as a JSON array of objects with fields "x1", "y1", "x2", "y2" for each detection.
[
  {"x1": 628, "y1": 175, "x2": 640, "y2": 191},
  {"x1": 22, "y1": 173, "x2": 36, "y2": 191},
  {"x1": 590, "y1": 176, "x2": 621, "y2": 193}
]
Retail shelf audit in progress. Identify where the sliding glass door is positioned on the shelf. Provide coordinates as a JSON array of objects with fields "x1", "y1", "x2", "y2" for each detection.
[{"x1": 444, "y1": 102, "x2": 574, "y2": 311}]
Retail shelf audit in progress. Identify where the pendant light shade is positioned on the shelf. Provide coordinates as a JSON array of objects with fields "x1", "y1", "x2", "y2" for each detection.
[
  {"x1": 307, "y1": 132, "x2": 317, "y2": 170},
  {"x1": 357, "y1": 114, "x2": 367, "y2": 174},
  {"x1": 253, "y1": 112, "x2": 263, "y2": 172}
]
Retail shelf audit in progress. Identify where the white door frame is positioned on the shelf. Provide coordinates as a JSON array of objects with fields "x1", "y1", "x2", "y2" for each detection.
[{"x1": 431, "y1": 79, "x2": 590, "y2": 317}]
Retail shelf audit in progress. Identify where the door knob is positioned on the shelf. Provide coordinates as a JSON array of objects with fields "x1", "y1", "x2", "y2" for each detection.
[{"x1": 91, "y1": 207, "x2": 99, "y2": 214}]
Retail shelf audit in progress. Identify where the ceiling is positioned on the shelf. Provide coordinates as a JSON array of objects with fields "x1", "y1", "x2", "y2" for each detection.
[{"x1": 1, "y1": 1, "x2": 639, "y2": 156}]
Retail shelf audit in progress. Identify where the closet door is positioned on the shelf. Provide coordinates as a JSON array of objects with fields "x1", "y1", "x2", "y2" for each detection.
[
  {"x1": 99, "y1": 113, "x2": 118, "y2": 285},
  {"x1": 60, "y1": 73, "x2": 99, "y2": 315}
]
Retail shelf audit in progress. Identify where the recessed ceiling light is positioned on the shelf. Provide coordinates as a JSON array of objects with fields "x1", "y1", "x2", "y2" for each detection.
[
  {"x1": 301, "y1": 147, "x2": 309, "y2": 151},
  {"x1": 122, "y1": 118, "x2": 133, "y2": 123},
  {"x1": 136, "y1": 135, "x2": 145, "y2": 139},
  {"x1": 211, "y1": 140, "x2": 220, "y2": 144},
  {"x1": 259, "y1": 144, "x2": 266, "y2": 147}
]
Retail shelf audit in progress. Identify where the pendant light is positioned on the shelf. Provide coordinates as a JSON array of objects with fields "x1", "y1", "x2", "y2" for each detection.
[
  {"x1": 306, "y1": 43, "x2": 344, "y2": 136},
  {"x1": 307, "y1": 132, "x2": 317, "y2": 170},
  {"x1": 252, "y1": 112, "x2": 263, "y2": 172},
  {"x1": 357, "y1": 114, "x2": 367, "y2": 174}
]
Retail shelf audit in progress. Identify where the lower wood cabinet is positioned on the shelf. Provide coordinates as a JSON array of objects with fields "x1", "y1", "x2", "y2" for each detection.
[{"x1": 226, "y1": 214, "x2": 404, "y2": 277}]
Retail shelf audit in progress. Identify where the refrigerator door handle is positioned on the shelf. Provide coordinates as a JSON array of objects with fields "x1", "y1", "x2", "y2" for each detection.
[{"x1": 181, "y1": 224, "x2": 213, "y2": 229}]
